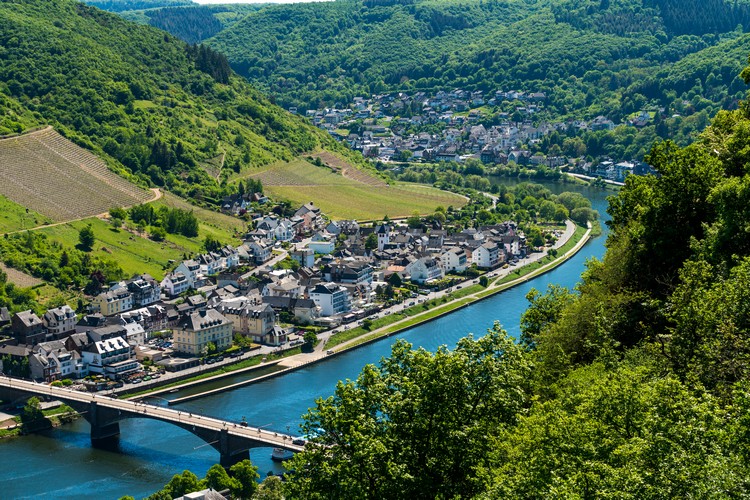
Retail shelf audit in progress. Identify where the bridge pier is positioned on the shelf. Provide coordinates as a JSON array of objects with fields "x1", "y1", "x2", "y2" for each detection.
[
  {"x1": 88, "y1": 401, "x2": 120, "y2": 445},
  {"x1": 218, "y1": 428, "x2": 250, "y2": 468}
]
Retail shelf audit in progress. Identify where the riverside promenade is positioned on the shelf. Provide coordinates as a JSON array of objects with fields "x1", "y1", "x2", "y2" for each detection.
[{"x1": 168, "y1": 221, "x2": 590, "y2": 404}]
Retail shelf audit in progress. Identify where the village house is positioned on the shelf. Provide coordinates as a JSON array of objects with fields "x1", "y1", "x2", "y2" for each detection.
[
  {"x1": 161, "y1": 272, "x2": 189, "y2": 297},
  {"x1": 12, "y1": 310, "x2": 46, "y2": 345},
  {"x1": 82, "y1": 336, "x2": 138, "y2": 380},
  {"x1": 43, "y1": 305, "x2": 77, "y2": 339},
  {"x1": 310, "y1": 283, "x2": 352, "y2": 317},
  {"x1": 174, "y1": 259, "x2": 202, "y2": 289},
  {"x1": 216, "y1": 299, "x2": 277, "y2": 345},
  {"x1": 405, "y1": 256, "x2": 444, "y2": 284},
  {"x1": 472, "y1": 241, "x2": 502, "y2": 269},
  {"x1": 91, "y1": 288, "x2": 133, "y2": 316},
  {"x1": 440, "y1": 247, "x2": 468, "y2": 273},
  {"x1": 174, "y1": 309, "x2": 233, "y2": 356},
  {"x1": 308, "y1": 232, "x2": 336, "y2": 254}
]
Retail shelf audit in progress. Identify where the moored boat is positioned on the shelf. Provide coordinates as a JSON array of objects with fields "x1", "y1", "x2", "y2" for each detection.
[{"x1": 271, "y1": 447, "x2": 294, "y2": 462}]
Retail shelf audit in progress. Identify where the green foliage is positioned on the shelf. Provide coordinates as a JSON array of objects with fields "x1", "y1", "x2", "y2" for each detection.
[
  {"x1": 0, "y1": 0, "x2": 331, "y2": 208},
  {"x1": 20, "y1": 397, "x2": 48, "y2": 432},
  {"x1": 0, "y1": 230, "x2": 124, "y2": 296},
  {"x1": 302, "y1": 331, "x2": 317, "y2": 351},
  {"x1": 205, "y1": 0, "x2": 750, "y2": 152},
  {"x1": 146, "y1": 470, "x2": 201, "y2": 500},
  {"x1": 520, "y1": 285, "x2": 576, "y2": 348},
  {"x1": 485, "y1": 362, "x2": 749, "y2": 499},
  {"x1": 285, "y1": 325, "x2": 531, "y2": 499},
  {"x1": 228, "y1": 459, "x2": 259, "y2": 499},
  {"x1": 109, "y1": 207, "x2": 127, "y2": 220},
  {"x1": 0, "y1": 353, "x2": 31, "y2": 378},
  {"x1": 203, "y1": 235, "x2": 222, "y2": 252},
  {"x1": 78, "y1": 225, "x2": 95, "y2": 251},
  {"x1": 202, "y1": 464, "x2": 239, "y2": 493},
  {"x1": 364, "y1": 232, "x2": 377, "y2": 250},
  {"x1": 253, "y1": 475, "x2": 282, "y2": 500}
]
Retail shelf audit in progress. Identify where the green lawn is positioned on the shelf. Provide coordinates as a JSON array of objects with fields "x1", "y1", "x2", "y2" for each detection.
[
  {"x1": 0, "y1": 195, "x2": 50, "y2": 233},
  {"x1": 36, "y1": 202, "x2": 243, "y2": 280}
]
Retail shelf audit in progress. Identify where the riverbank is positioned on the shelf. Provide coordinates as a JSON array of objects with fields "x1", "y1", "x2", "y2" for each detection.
[
  {"x1": 164, "y1": 222, "x2": 590, "y2": 404},
  {"x1": 325, "y1": 223, "x2": 590, "y2": 352}
]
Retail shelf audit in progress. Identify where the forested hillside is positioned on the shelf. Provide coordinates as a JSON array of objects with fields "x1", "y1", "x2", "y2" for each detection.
[
  {"x1": 282, "y1": 67, "x2": 750, "y2": 499},
  {"x1": 0, "y1": 0, "x2": 333, "y2": 206},
  {"x1": 197, "y1": 0, "x2": 750, "y2": 146}
]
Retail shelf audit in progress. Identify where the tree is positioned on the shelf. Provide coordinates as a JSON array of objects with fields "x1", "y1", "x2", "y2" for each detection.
[
  {"x1": 387, "y1": 272, "x2": 402, "y2": 287},
  {"x1": 204, "y1": 235, "x2": 222, "y2": 252},
  {"x1": 479, "y1": 275, "x2": 489, "y2": 287},
  {"x1": 229, "y1": 459, "x2": 259, "y2": 499},
  {"x1": 303, "y1": 331, "x2": 317, "y2": 352},
  {"x1": 520, "y1": 285, "x2": 575, "y2": 348},
  {"x1": 406, "y1": 210, "x2": 422, "y2": 228},
  {"x1": 204, "y1": 341, "x2": 217, "y2": 356},
  {"x1": 202, "y1": 464, "x2": 239, "y2": 493},
  {"x1": 285, "y1": 325, "x2": 531, "y2": 499},
  {"x1": 20, "y1": 396, "x2": 47, "y2": 432},
  {"x1": 252, "y1": 475, "x2": 282, "y2": 500},
  {"x1": 149, "y1": 226, "x2": 167, "y2": 241},
  {"x1": 160, "y1": 470, "x2": 201, "y2": 499},
  {"x1": 570, "y1": 207, "x2": 597, "y2": 226},
  {"x1": 365, "y1": 233, "x2": 378, "y2": 250},
  {"x1": 78, "y1": 225, "x2": 95, "y2": 251},
  {"x1": 109, "y1": 207, "x2": 127, "y2": 220}
]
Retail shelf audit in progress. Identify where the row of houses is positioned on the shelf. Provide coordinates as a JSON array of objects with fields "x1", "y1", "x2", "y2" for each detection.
[{"x1": 0, "y1": 201, "x2": 532, "y2": 383}]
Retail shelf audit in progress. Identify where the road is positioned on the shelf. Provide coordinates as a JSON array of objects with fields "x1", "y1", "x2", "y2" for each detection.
[
  {"x1": 274, "y1": 220, "x2": 583, "y2": 366},
  {"x1": 1, "y1": 375, "x2": 303, "y2": 450}
]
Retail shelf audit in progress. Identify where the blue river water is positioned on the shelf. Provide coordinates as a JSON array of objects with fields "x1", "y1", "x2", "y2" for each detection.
[{"x1": 0, "y1": 180, "x2": 612, "y2": 499}]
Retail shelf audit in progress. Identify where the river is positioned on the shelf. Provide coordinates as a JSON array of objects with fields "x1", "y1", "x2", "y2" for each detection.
[{"x1": 0, "y1": 180, "x2": 612, "y2": 499}]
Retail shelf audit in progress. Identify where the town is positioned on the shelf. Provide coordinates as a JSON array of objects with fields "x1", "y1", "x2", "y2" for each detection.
[
  {"x1": 0, "y1": 200, "x2": 539, "y2": 389},
  {"x1": 305, "y1": 88, "x2": 659, "y2": 183}
]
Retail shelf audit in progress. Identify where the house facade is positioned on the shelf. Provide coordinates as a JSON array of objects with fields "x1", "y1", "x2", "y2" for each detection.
[
  {"x1": 174, "y1": 309, "x2": 233, "y2": 356},
  {"x1": 310, "y1": 283, "x2": 352, "y2": 317},
  {"x1": 43, "y1": 305, "x2": 77, "y2": 338}
]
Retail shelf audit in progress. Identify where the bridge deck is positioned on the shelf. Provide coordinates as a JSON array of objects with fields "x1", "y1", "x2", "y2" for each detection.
[{"x1": 0, "y1": 376, "x2": 303, "y2": 452}]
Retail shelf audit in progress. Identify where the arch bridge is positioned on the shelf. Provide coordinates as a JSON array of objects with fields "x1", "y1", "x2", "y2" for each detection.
[{"x1": 0, "y1": 376, "x2": 303, "y2": 467}]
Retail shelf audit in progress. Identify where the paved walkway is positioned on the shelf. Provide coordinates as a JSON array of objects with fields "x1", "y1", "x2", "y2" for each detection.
[
  {"x1": 276, "y1": 221, "x2": 585, "y2": 367},
  {"x1": 119, "y1": 222, "x2": 587, "y2": 396}
]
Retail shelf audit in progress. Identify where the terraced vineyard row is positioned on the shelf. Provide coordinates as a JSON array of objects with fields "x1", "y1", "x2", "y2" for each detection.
[
  {"x1": 251, "y1": 159, "x2": 352, "y2": 186},
  {"x1": 0, "y1": 127, "x2": 152, "y2": 222},
  {"x1": 310, "y1": 151, "x2": 387, "y2": 187}
]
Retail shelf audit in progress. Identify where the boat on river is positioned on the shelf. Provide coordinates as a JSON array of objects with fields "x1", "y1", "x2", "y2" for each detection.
[{"x1": 271, "y1": 448, "x2": 294, "y2": 461}]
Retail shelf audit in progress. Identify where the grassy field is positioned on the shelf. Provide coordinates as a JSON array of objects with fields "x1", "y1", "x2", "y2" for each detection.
[
  {"x1": 36, "y1": 203, "x2": 243, "y2": 280},
  {"x1": 0, "y1": 195, "x2": 50, "y2": 233},
  {"x1": 151, "y1": 192, "x2": 247, "y2": 242},
  {"x1": 237, "y1": 155, "x2": 466, "y2": 220}
]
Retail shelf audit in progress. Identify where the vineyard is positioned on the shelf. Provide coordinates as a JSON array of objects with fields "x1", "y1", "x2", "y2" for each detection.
[
  {"x1": 0, "y1": 127, "x2": 153, "y2": 222},
  {"x1": 309, "y1": 151, "x2": 388, "y2": 187},
  {"x1": 244, "y1": 156, "x2": 466, "y2": 220}
]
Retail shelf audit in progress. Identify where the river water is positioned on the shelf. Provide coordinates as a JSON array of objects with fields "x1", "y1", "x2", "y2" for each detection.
[{"x1": 0, "y1": 180, "x2": 612, "y2": 499}]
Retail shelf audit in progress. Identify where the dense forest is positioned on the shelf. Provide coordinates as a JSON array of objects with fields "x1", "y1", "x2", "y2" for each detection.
[
  {"x1": 0, "y1": 0, "x2": 333, "y2": 207},
  {"x1": 158, "y1": 0, "x2": 746, "y2": 153},
  {"x1": 279, "y1": 68, "x2": 750, "y2": 498},
  {"x1": 82, "y1": 0, "x2": 191, "y2": 13}
]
